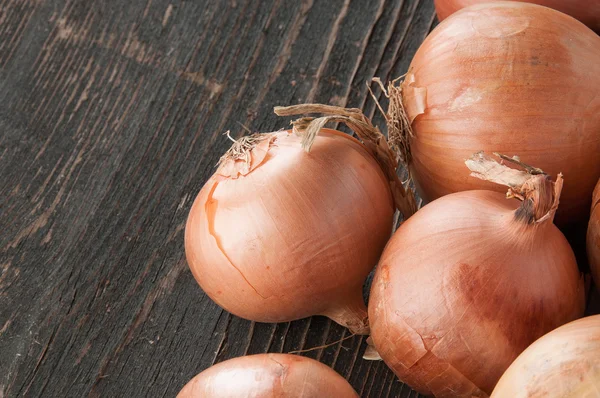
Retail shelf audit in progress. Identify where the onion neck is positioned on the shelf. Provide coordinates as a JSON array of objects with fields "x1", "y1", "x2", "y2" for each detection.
[
  {"x1": 466, "y1": 152, "x2": 563, "y2": 226},
  {"x1": 322, "y1": 291, "x2": 370, "y2": 335},
  {"x1": 274, "y1": 104, "x2": 417, "y2": 219},
  {"x1": 513, "y1": 174, "x2": 559, "y2": 225}
]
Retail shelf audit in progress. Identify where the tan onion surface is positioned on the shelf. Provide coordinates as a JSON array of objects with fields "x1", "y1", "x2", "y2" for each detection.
[
  {"x1": 491, "y1": 315, "x2": 600, "y2": 397},
  {"x1": 185, "y1": 129, "x2": 394, "y2": 334},
  {"x1": 398, "y1": 2, "x2": 600, "y2": 226},
  {"x1": 177, "y1": 354, "x2": 358, "y2": 398},
  {"x1": 588, "y1": 180, "x2": 600, "y2": 286},
  {"x1": 368, "y1": 163, "x2": 585, "y2": 396},
  {"x1": 434, "y1": 0, "x2": 600, "y2": 31}
]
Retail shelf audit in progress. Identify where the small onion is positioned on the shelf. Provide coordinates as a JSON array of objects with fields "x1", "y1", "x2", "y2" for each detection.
[
  {"x1": 368, "y1": 153, "x2": 585, "y2": 397},
  {"x1": 177, "y1": 354, "x2": 358, "y2": 397},
  {"x1": 386, "y1": 2, "x2": 600, "y2": 226},
  {"x1": 434, "y1": 0, "x2": 600, "y2": 31},
  {"x1": 186, "y1": 103, "x2": 417, "y2": 334},
  {"x1": 588, "y1": 179, "x2": 600, "y2": 286},
  {"x1": 491, "y1": 315, "x2": 600, "y2": 397}
]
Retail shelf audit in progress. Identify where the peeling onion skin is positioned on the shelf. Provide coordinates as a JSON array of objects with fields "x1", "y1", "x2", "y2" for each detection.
[
  {"x1": 368, "y1": 191, "x2": 585, "y2": 397},
  {"x1": 588, "y1": 180, "x2": 600, "y2": 287},
  {"x1": 177, "y1": 354, "x2": 359, "y2": 398},
  {"x1": 402, "y1": 2, "x2": 600, "y2": 226},
  {"x1": 491, "y1": 315, "x2": 600, "y2": 397},
  {"x1": 434, "y1": 0, "x2": 600, "y2": 31},
  {"x1": 185, "y1": 129, "x2": 394, "y2": 334}
]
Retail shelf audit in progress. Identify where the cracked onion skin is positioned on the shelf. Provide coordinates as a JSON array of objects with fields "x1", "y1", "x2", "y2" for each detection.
[
  {"x1": 185, "y1": 129, "x2": 394, "y2": 334},
  {"x1": 491, "y1": 315, "x2": 600, "y2": 397},
  {"x1": 368, "y1": 190, "x2": 585, "y2": 397},
  {"x1": 177, "y1": 354, "x2": 359, "y2": 398},
  {"x1": 588, "y1": 180, "x2": 600, "y2": 287},
  {"x1": 434, "y1": 0, "x2": 600, "y2": 31},
  {"x1": 401, "y1": 2, "x2": 600, "y2": 226}
]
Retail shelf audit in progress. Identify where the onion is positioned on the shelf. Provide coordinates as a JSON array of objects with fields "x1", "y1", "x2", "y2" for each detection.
[
  {"x1": 368, "y1": 153, "x2": 585, "y2": 397},
  {"x1": 434, "y1": 0, "x2": 600, "y2": 31},
  {"x1": 177, "y1": 354, "x2": 358, "y2": 397},
  {"x1": 185, "y1": 105, "x2": 416, "y2": 334},
  {"x1": 588, "y1": 179, "x2": 600, "y2": 286},
  {"x1": 383, "y1": 1, "x2": 600, "y2": 226},
  {"x1": 491, "y1": 315, "x2": 600, "y2": 397}
]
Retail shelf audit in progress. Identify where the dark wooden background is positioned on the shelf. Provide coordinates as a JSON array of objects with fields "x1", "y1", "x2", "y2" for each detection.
[{"x1": 0, "y1": 0, "x2": 449, "y2": 396}]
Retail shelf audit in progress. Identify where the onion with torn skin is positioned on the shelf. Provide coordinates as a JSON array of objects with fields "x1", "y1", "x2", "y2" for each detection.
[
  {"x1": 177, "y1": 354, "x2": 358, "y2": 398},
  {"x1": 588, "y1": 180, "x2": 600, "y2": 287},
  {"x1": 368, "y1": 153, "x2": 585, "y2": 397},
  {"x1": 434, "y1": 0, "x2": 600, "y2": 31},
  {"x1": 383, "y1": 2, "x2": 600, "y2": 227},
  {"x1": 491, "y1": 315, "x2": 600, "y2": 397},
  {"x1": 185, "y1": 128, "x2": 395, "y2": 334}
]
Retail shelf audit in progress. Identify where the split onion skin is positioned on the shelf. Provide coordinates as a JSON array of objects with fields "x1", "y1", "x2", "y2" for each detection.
[
  {"x1": 177, "y1": 354, "x2": 359, "y2": 398},
  {"x1": 368, "y1": 190, "x2": 585, "y2": 397},
  {"x1": 401, "y1": 2, "x2": 600, "y2": 226},
  {"x1": 434, "y1": 0, "x2": 600, "y2": 31},
  {"x1": 589, "y1": 180, "x2": 600, "y2": 287},
  {"x1": 491, "y1": 315, "x2": 600, "y2": 397},
  {"x1": 185, "y1": 129, "x2": 394, "y2": 333}
]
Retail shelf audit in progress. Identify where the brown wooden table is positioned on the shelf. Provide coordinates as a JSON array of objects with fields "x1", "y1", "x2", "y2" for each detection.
[{"x1": 0, "y1": 1, "x2": 440, "y2": 396}]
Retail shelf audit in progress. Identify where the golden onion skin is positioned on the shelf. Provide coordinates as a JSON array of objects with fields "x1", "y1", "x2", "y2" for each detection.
[
  {"x1": 369, "y1": 190, "x2": 585, "y2": 397},
  {"x1": 434, "y1": 0, "x2": 600, "y2": 31},
  {"x1": 401, "y1": 2, "x2": 600, "y2": 226},
  {"x1": 491, "y1": 315, "x2": 600, "y2": 397},
  {"x1": 177, "y1": 354, "x2": 359, "y2": 398},
  {"x1": 185, "y1": 129, "x2": 394, "y2": 333}
]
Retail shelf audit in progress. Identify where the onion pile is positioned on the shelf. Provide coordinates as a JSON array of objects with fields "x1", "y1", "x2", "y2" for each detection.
[
  {"x1": 385, "y1": 1, "x2": 600, "y2": 226},
  {"x1": 588, "y1": 180, "x2": 600, "y2": 285},
  {"x1": 182, "y1": 2, "x2": 600, "y2": 395},
  {"x1": 185, "y1": 105, "x2": 415, "y2": 334},
  {"x1": 434, "y1": 0, "x2": 600, "y2": 31},
  {"x1": 368, "y1": 153, "x2": 585, "y2": 396},
  {"x1": 177, "y1": 354, "x2": 358, "y2": 397},
  {"x1": 491, "y1": 315, "x2": 600, "y2": 397}
]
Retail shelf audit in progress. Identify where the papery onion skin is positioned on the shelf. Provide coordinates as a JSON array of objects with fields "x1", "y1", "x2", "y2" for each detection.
[
  {"x1": 400, "y1": 2, "x2": 600, "y2": 226},
  {"x1": 177, "y1": 354, "x2": 359, "y2": 398},
  {"x1": 434, "y1": 0, "x2": 600, "y2": 31},
  {"x1": 491, "y1": 315, "x2": 600, "y2": 397},
  {"x1": 185, "y1": 129, "x2": 394, "y2": 334},
  {"x1": 588, "y1": 180, "x2": 600, "y2": 287},
  {"x1": 368, "y1": 190, "x2": 585, "y2": 397}
]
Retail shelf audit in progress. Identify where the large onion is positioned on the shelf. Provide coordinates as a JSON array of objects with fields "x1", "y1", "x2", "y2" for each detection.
[
  {"x1": 386, "y1": 2, "x2": 600, "y2": 226},
  {"x1": 588, "y1": 179, "x2": 600, "y2": 286},
  {"x1": 368, "y1": 153, "x2": 585, "y2": 397},
  {"x1": 177, "y1": 354, "x2": 358, "y2": 397},
  {"x1": 186, "y1": 104, "x2": 416, "y2": 334},
  {"x1": 434, "y1": 0, "x2": 600, "y2": 31},
  {"x1": 491, "y1": 315, "x2": 600, "y2": 397}
]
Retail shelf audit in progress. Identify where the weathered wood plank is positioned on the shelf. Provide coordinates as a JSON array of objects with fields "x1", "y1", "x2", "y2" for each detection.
[{"x1": 0, "y1": 0, "x2": 436, "y2": 396}]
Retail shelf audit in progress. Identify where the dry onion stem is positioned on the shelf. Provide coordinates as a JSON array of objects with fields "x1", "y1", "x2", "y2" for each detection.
[
  {"x1": 274, "y1": 104, "x2": 417, "y2": 219},
  {"x1": 465, "y1": 152, "x2": 562, "y2": 224},
  {"x1": 370, "y1": 77, "x2": 413, "y2": 166}
]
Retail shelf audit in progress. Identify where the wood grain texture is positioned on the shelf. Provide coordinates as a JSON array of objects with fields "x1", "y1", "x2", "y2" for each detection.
[{"x1": 0, "y1": 0, "x2": 436, "y2": 397}]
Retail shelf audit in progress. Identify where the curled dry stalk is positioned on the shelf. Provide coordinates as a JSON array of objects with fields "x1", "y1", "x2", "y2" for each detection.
[
  {"x1": 369, "y1": 77, "x2": 414, "y2": 166},
  {"x1": 274, "y1": 104, "x2": 417, "y2": 219},
  {"x1": 465, "y1": 151, "x2": 563, "y2": 224}
]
